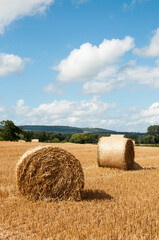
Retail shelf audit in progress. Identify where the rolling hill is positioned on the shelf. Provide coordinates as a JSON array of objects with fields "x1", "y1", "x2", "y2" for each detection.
[{"x1": 20, "y1": 125, "x2": 144, "y2": 136}]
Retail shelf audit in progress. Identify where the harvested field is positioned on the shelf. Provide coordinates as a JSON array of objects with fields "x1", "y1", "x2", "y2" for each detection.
[{"x1": 0, "y1": 141, "x2": 159, "y2": 240}]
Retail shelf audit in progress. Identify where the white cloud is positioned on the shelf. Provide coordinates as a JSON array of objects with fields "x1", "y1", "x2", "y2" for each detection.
[
  {"x1": 53, "y1": 32, "x2": 159, "y2": 95},
  {"x1": 141, "y1": 102, "x2": 159, "y2": 118},
  {"x1": 121, "y1": 102, "x2": 159, "y2": 131},
  {"x1": 43, "y1": 83, "x2": 63, "y2": 95},
  {"x1": 117, "y1": 60, "x2": 159, "y2": 88},
  {"x1": 5, "y1": 98, "x2": 115, "y2": 127},
  {"x1": 0, "y1": 106, "x2": 4, "y2": 113},
  {"x1": 0, "y1": 53, "x2": 28, "y2": 77},
  {"x1": 96, "y1": 102, "x2": 159, "y2": 132},
  {"x1": 81, "y1": 60, "x2": 159, "y2": 94},
  {"x1": 123, "y1": 0, "x2": 136, "y2": 10},
  {"x1": 54, "y1": 36, "x2": 135, "y2": 82},
  {"x1": 0, "y1": 0, "x2": 55, "y2": 34},
  {"x1": 15, "y1": 99, "x2": 31, "y2": 116},
  {"x1": 121, "y1": 63, "x2": 159, "y2": 87},
  {"x1": 123, "y1": 0, "x2": 150, "y2": 11},
  {"x1": 72, "y1": 0, "x2": 89, "y2": 5},
  {"x1": 134, "y1": 28, "x2": 159, "y2": 58},
  {"x1": 124, "y1": 102, "x2": 159, "y2": 129},
  {"x1": 1, "y1": 98, "x2": 159, "y2": 132},
  {"x1": 82, "y1": 79, "x2": 124, "y2": 94},
  {"x1": 17, "y1": 99, "x2": 25, "y2": 108}
]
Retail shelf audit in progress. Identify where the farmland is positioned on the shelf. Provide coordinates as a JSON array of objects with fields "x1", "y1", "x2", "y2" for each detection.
[{"x1": 0, "y1": 141, "x2": 159, "y2": 240}]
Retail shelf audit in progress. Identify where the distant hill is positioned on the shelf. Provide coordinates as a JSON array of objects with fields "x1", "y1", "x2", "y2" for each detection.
[
  {"x1": 20, "y1": 125, "x2": 144, "y2": 136},
  {"x1": 20, "y1": 125, "x2": 113, "y2": 134},
  {"x1": 21, "y1": 125, "x2": 83, "y2": 133}
]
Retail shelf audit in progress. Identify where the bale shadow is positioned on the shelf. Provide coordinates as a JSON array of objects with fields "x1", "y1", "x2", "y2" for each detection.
[
  {"x1": 130, "y1": 162, "x2": 143, "y2": 171},
  {"x1": 83, "y1": 189, "x2": 113, "y2": 201},
  {"x1": 142, "y1": 167, "x2": 156, "y2": 170},
  {"x1": 130, "y1": 162, "x2": 156, "y2": 171}
]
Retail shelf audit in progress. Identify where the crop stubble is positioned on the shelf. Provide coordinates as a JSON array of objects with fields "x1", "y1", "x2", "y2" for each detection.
[{"x1": 0, "y1": 141, "x2": 159, "y2": 240}]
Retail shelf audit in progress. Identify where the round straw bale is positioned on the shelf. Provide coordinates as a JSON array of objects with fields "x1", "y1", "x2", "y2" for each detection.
[
  {"x1": 98, "y1": 136, "x2": 135, "y2": 170},
  {"x1": 111, "y1": 134, "x2": 125, "y2": 138},
  {"x1": 16, "y1": 146, "x2": 84, "y2": 201}
]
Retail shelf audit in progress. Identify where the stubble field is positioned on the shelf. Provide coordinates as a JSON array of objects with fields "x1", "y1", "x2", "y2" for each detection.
[{"x1": 0, "y1": 141, "x2": 159, "y2": 240}]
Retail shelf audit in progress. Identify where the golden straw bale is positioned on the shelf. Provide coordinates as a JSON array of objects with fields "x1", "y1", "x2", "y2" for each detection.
[
  {"x1": 31, "y1": 139, "x2": 39, "y2": 143},
  {"x1": 16, "y1": 146, "x2": 84, "y2": 201},
  {"x1": 98, "y1": 136, "x2": 135, "y2": 170},
  {"x1": 18, "y1": 140, "x2": 26, "y2": 143},
  {"x1": 110, "y1": 134, "x2": 125, "y2": 138}
]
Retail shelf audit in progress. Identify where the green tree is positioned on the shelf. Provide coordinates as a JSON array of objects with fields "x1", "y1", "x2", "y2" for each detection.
[
  {"x1": 147, "y1": 125, "x2": 159, "y2": 136},
  {"x1": 88, "y1": 133, "x2": 110, "y2": 144},
  {"x1": 37, "y1": 131, "x2": 48, "y2": 142},
  {"x1": 52, "y1": 138, "x2": 60, "y2": 143},
  {"x1": 0, "y1": 120, "x2": 22, "y2": 141},
  {"x1": 69, "y1": 133, "x2": 89, "y2": 144},
  {"x1": 21, "y1": 130, "x2": 34, "y2": 142}
]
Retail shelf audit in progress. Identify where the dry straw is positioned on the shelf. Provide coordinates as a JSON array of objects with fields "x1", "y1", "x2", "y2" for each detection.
[
  {"x1": 98, "y1": 135, "x2": 135, "y2": 170},
  {"x1": 16, "y1": 146, "x2": 84, "y2": 201},
  {"x1": 31, "y1": 139, "x2": 39, "y2": 143}
]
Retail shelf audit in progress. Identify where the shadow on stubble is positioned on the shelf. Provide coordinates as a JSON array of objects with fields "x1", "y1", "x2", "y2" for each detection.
[
  {"x1": 130, "y1": 162, "x2": 156, "y2": 171},
  {"x1": 82, "y1": 189, "x2": 113, "y2": 201}
]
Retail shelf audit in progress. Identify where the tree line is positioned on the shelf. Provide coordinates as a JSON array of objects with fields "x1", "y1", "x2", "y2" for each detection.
[
  {"x1": 1, "y1": 120, "x2": 159, "y2": 144},
  {"x1": 0, "y1": 120, "x2": 109, "y2": 144}
]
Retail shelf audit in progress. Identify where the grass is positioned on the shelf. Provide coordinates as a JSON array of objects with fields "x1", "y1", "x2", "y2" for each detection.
[{"x1": 0, "y1": 141, "x2": 159, "y2": 239}]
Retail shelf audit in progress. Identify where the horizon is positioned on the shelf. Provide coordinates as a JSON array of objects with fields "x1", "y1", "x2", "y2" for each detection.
[
  {"x1": 0, "y1": 0, "x2": 159, "y2": 132},
  {"x1": 19, "y1": 124, "x2": 146, "y2": 133}
]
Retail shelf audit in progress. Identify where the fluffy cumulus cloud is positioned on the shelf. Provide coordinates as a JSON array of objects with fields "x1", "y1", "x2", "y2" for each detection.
[
  {"x1": 54, "y1": 36, "x2": 135, "y2": 82},
  {"x1": 82, "y1": 79, "x2": 125, "y2": 94},
  {"x1": 123, "y1": 102, "x2": 159, "y2": 130},
  {"x1": 4, "y1": 98, "x2": 115, "y2": 126},
  {"x1": 0, "y1": 106, "x2": 4, "y2": 113},
  {"x1": 43, "y1": 83, "x2": 63, "y2": 95},
  {"x1": 53, "y1": 32, "x2": 159, "y2": 94},
  {"x1": 128, "y1": 102, "x2": 159, "y2": 130},
  {"x1": 120, "y1": 62, "x2": 159, "y2": 88},
  {"x1": 1, "y1": 99, "x2": 159, "y2": 132},
  {"x1": 0, "y1": 0, "x2": 55, "y2": 34},
  {"x1": 82, "y1": 60, "x2": 159, "y2": 94},
  {"x1": 0, "y1": 53, "x2": 28, "y2": 77},
  {"x1": 97, "y1": 102, "x2": 159, "y2": 132},
  {"x1": 134, "y1": 28, "x2": 159, "y2": 58},
  {"x1": 141, "y1": 102, "x2": 159, "y2": 119}
]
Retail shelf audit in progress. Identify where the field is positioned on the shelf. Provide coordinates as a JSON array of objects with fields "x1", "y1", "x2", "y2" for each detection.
[{"x1": 0, "y1": 142, "x2": 159, "y2": 240}]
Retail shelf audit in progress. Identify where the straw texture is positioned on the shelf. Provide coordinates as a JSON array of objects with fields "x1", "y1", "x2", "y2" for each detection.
[
  {"x1": 98, "y1": 136, "x2": 135, "y2": 170},
  {"x1": 16, "y1": 146, "x2": 84, "y2": 201},
  {"x1": 111, "y1": 134, "x2": 125, "y2": 138}
]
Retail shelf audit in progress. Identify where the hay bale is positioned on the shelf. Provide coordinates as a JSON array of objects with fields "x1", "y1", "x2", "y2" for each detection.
[
  {"x1": 111, "y1": 134, "x2": 125, "y2": 138},
  {"x1": 16, "y1": 146, "x2": 84, "y2": 201},
  {"x1": 31, "y1": 139, "x2": 39, "y2": 143},
  {"x1": 98, "y1": 136, "x2": 135, "y2": 170}
]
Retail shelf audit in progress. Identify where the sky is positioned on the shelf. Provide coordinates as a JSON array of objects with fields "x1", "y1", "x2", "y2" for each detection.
[{"x1": 0, "y1": 0, "x2": 159, "y2": 132}]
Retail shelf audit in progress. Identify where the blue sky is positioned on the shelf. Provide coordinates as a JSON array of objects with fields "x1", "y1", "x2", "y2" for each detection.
[{"x1": 0, "y1": 0, "x2": 159, "y2": 132}]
